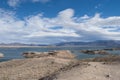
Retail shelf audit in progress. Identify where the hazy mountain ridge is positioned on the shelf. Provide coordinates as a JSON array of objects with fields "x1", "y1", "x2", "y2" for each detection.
[
  {"x1": 55, "y1": 40, "x2": 120, "y2": 47},
  {"x1": 0, "y1": 40, "x2": 120, "y2": 47},
  {"x1": 0, "y1": 43, "x2": 47, "y2": 46}
]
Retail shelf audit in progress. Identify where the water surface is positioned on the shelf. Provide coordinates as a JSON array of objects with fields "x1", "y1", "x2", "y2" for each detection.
[{"x1": 0, "y1": 46, "x2": 120, "y2": 62}]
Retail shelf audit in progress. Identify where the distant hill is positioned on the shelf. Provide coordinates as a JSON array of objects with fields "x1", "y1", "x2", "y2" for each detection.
[
  {"x1": 0, "y1": 40, "x2": 120, "y2": 47},
  {"x1": 55, "y1": 40, "x2": 120, "y2": 47},
  {"x1": 0, "y1": 43, "x2": 47, "y2": 46}
]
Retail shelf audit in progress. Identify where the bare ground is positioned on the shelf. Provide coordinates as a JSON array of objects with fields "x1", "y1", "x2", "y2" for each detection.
[
  {"x1": 0, "y1": 57, "x2": 76, "y2": 80},
  {"x1": 0, "y1": 55, "x2": 120, "y2": 80},
  {"x1": 54, "y1": 62, "x2": 120, "y2": 80}
]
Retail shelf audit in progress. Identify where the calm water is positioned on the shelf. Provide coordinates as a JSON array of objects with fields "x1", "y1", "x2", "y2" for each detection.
[{"x1": 0, "y1": 46, "x2": 120, "y2": 62}]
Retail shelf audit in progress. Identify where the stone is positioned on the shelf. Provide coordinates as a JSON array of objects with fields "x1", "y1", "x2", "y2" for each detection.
[{"x1": 0, "y1": 53, "x2": 4, "y2": 58}]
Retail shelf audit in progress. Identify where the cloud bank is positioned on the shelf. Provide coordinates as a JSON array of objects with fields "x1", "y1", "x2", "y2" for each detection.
[{"x1": 0, "y1": 8, "x2": 120, "y2": 44}]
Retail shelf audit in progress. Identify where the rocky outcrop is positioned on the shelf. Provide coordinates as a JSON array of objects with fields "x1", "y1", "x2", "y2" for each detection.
[
  {"x1": 23, "y1": 50, "x2": 75, "y2": 59},
  {"x1": 81, "y1": 50, "x2": 109, "y2": 55},
  {"x1": 0, "y1": 53, "x2": 4, "y2": 58},
  {"x1": 0, "y1": 55, "x2": 77, "y2": 80}
]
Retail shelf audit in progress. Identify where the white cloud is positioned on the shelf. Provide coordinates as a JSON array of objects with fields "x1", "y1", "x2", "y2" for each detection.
[
  {"x1": 0, "y1": 8, "x2": 120, "y2": 44},
  {"x1": 32, "y1": 0, "x2": 50, "y2": 3},
  {"x1": 7, "y1": 0, "x2": 20, "y2": 7},
  {"x1": 7, "y1": 0, "x2": 51, "y2": 7},
  {"x1": 80, "y1": 15, "x2": 89, "y2": 19}
]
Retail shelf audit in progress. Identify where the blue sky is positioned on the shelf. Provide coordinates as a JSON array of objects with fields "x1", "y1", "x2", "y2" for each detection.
[{"x1": 0, "y1": 0, "x2": 120, "y2": 44}]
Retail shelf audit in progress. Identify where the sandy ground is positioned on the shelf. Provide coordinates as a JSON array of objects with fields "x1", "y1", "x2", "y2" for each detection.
[{"x1": 54, "y1": 62, "x2": 120, "y2": 80}]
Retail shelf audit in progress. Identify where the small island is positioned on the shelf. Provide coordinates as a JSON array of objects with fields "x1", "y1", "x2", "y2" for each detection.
[{"x1": 81, "y1": 50, "x2": 109, "y2": 55}]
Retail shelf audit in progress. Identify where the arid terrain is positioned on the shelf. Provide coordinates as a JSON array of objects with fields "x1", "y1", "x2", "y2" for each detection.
[
  {"x1": 0, "y1": 50, "x2": 120, "y2": 80},
  {"x1": 54, "y1": 62, "x2": 120, "y2": 80},
  {"x1": 0, "y1": 57, "x2": 77, "y2": 80}
]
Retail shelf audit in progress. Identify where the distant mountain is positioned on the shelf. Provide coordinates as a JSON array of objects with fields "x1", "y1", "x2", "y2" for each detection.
[
  {"x1": 55, "y1": 40, "x2": 120, "y2": 47},
  {"x1": 0, "y1": 40, "x2": 120, "y2": 47},
  {"x1": 0, "y1": 43, "x2": 48, "y2": 46}
]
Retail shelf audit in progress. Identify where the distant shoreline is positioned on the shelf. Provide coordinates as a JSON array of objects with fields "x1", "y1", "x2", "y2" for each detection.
[
  {"x1": 0, "y1": 46, "x2": 50, "y2": 48},
  {"x1": 0, "y1": 46, "x2": 106, "y2": 48}
]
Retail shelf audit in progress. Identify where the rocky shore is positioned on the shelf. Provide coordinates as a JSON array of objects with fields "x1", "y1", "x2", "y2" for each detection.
[
  {"x1": 0, "y1": 50, "x2": 77, "y2": 80},
  {"x1": 0, "y1": 57, "x2": 77, "y2": 80},
  {"x1": 0, "y1": 50, "x2": 120, "y2": 80}
]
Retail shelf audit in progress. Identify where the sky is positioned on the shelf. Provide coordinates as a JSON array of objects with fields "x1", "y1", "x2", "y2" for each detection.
[{"x1": 0, "y1": 0, "x2": 120, "y2": 44}]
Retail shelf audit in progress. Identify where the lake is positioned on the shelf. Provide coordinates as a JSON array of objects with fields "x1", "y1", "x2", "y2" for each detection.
[{"x1": 0, "y1": 46, "x2": 120, "y2": 62}]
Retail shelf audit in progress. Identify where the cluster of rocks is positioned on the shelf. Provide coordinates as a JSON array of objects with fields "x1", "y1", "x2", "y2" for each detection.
[
  {"x1": 81, "y1": 50, "x2": 109, "y2": 55},
  {"x1": 23, "y1": 50, "x2": 75, "y2": 59}
]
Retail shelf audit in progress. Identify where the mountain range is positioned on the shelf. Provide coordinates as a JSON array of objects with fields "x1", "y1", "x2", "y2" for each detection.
[
  {"x1": 0, "y1": 40, "x2": 120, "y2": 47},
  {"x1": 55, "y1": 40, "x2": 120, "y2": 47}
]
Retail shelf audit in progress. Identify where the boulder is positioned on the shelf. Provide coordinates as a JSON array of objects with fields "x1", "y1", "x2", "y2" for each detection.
[
  {"x1": 23, "y1": 50, "x2": 75, "y2": 59},
  {"x1": 0, "y1": 53, "x2": 4, "y2": 58}
]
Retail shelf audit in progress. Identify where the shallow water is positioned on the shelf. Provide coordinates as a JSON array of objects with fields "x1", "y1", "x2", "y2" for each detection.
[{"x1": 0, "y1": 46, "x2": 120, "y2": 62}]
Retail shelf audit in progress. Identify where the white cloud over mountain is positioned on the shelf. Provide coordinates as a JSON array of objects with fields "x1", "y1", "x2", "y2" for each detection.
[{"x1": 0, "y1": 8, "x2": 120, "y2": 44}]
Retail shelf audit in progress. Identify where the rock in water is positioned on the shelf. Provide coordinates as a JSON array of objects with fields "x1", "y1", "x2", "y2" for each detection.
[
  {"x1": 22, "y1": 52, "x2": 49, "y2": 58},
  {"x1": 81, "y1": 50, "x2": 109, "y2": 55},
  {"x1": 23, "y1": 50, "x2": 75, "y2": 59},
  {"x1": 0, "y1": 53, "x2": 4, "y2": 58}
]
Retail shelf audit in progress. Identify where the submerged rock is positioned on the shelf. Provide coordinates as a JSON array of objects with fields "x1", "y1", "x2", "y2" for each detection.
[{"x1": 23, "y1": 50, "x2": 75, "y2": 59}]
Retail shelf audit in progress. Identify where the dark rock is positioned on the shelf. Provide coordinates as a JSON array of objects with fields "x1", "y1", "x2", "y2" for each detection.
[
  {"x1": 105, "y1": 74, "x2": 110, "y2": 78},
  {"x1": 23, "y1": 50, "x2": 75, "y2": 59},
  {"x1": 81, "y1": 50, "x2": 109, "y2": 55}
]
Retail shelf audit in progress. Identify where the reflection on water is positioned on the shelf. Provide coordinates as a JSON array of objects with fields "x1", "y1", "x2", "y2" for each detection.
[{"x1": 0, "y1": 46, "x2": 120, "y2": 62}]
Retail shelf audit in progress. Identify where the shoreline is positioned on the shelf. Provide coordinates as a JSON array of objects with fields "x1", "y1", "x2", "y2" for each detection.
[{"x1": 0, "y1": 45, "x2": 107, "y2": 48}]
